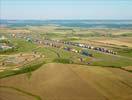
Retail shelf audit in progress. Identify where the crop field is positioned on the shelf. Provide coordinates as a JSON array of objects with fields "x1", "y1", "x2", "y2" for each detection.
[
  {"x1": 0, "y1": 27, "x2": 31, "y2": 34},
  {"x1": 0, "y1": 23, "x2": 132, "y2": 100},
  {"x1": 92, "y1": 38, "x2": 132, "y2": 48},
  {"x1": 0, "y1": 63, "x2": 132, "y2": 100}
]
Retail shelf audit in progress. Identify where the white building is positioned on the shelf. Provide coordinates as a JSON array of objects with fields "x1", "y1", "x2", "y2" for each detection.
[{"x1": 0, "y1": 36, "x2": 7, "y2": 41}]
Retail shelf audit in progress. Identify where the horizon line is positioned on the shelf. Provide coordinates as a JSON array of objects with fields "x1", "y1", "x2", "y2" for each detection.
[{"x1": 1, "y1": 19, "x2": 132, "y2": 21}]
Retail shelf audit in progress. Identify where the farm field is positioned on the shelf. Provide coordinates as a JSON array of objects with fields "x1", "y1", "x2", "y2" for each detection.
[
  {"x1": 0, "y1": 63, "x2": 132, "y2": 100},
  {"x1": 0, "y1": 20, "x2": 132, "y2": 100}
]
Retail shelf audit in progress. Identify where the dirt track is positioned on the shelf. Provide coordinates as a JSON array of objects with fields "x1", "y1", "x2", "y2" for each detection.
[{"x1": 0, "y1": 63, "x2": 132, "y2": 100}]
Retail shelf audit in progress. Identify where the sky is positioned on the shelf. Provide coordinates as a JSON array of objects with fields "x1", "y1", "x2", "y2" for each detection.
[{"x1": 0, "y1": 0, "x2": 132, "y2": 20}]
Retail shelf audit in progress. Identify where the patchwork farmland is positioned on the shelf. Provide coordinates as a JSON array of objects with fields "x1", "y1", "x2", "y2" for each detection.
[{"x1": 0, "y1": 20, "x2": 132, "y2": 100}]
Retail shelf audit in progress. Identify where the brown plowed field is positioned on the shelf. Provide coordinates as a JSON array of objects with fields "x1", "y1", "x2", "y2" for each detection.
[{"x1": 0, "y1": 63, "x2": 132, "y2": 100}]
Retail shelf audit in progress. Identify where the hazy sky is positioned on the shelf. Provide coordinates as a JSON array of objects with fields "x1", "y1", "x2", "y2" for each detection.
[{"x1": 0, "y1": 0, "x2": 132, "y2": 20}]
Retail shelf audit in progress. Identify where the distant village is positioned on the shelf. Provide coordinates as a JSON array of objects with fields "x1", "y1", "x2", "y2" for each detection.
[
  {"x1": 8, "y1": 33, "x2": 118, "y2": 57},
  {"x1": 42, "y1": 40, "x2": 117, "y2": 55},
  {"x1": 0, "y1": 36, "x2": 14, "y2": 51}
]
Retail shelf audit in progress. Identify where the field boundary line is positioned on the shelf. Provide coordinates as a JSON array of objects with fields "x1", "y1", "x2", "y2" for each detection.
[{"x1": 0, "y1": 85, "x2": 42, "y2": 100}]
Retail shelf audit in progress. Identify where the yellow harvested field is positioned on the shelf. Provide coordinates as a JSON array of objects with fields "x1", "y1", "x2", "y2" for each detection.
[
  {"x1": 0, "y1": 63, "x2": 132, "y2": 100},
  {"x1": 0, "y1": 28, "x2": 31, "y2": 34},
  {"x1": 116, "y1": 37, "x2": 132, "y2": 44},
  {"x1": 122, "y1": 66, "x2": 132, "y2": 71},
  {"x1": 94, "y1": 39, "x2": 132, "y2": 47},
  {"x1": 28, "y1": 26, "x2": 59, "y2": 33},
  {"x1": 0, "y1": 88, "x2": 36, "y2": 100}
]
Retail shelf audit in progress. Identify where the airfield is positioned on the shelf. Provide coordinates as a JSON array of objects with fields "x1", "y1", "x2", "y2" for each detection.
[{"x1": 0, "y1": 25, "x2": 132, "y2": 100}]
